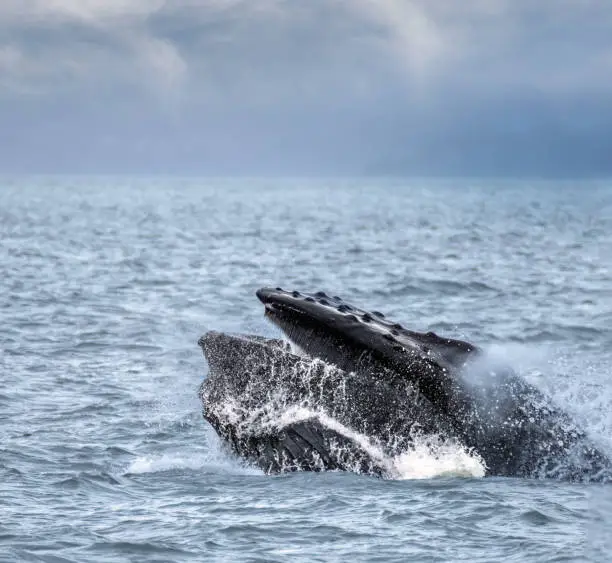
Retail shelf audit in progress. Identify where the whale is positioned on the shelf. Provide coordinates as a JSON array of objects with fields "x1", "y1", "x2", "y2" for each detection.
[{"x1": 198, "y1": 287, "x2": 612, "y2": 481}]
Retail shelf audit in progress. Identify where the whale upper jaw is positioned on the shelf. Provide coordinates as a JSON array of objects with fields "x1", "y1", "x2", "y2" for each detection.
[
  {"x1": 256, "y1": 286, "x2": 478, "y2": 409},
  {"x1": 256, "y1": 287, "x2": 477, "y2": 364}
]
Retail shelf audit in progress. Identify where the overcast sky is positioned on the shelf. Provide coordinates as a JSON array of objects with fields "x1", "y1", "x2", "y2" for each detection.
[{"x1": 1, "y1": 1, "x2": 612, "y2": 176}]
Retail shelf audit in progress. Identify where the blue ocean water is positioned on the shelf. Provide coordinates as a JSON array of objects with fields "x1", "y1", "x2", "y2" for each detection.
[{"x1": 1, "y1": 177, "x2": 612, "y2": 562}]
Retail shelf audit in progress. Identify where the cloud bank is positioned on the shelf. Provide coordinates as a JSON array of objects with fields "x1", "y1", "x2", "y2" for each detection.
[{"x1": 1, "y1": 1, "x2": 612, "y2": 175}]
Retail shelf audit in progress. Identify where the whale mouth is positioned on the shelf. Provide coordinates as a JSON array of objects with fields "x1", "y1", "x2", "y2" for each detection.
[{"x1": 255, "y1": 286, "x2": 484, "y2": 416}]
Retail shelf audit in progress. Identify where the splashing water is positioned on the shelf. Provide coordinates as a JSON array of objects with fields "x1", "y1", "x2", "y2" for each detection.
[
  {"x1": 125, "y1": 451, "x2": 260, "y2": 476},
  {"x1": 465, "y1": 342, "x2": 612, "y2": 456}
]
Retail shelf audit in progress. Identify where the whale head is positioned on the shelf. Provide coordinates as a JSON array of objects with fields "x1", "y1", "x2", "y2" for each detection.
[{"x1": 256, "y1": 287, "x2": 479, "y2": 408}]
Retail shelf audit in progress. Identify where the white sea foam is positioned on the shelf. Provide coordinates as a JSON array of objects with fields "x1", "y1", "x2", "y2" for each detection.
[
  {"x1": 125, "y1": 438, "x2": 261, "y2": 476},
  {"x1": 126, "y1": 453, "x2": 205, "y2": 474},
  {"x1": 392, "y1": 440, "x2": 486, "y2": 480}
]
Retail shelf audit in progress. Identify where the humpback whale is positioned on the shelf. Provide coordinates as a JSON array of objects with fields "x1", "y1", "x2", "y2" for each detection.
[{"x1": 198, "y1": 288, "x2": 611, "y2": 481}]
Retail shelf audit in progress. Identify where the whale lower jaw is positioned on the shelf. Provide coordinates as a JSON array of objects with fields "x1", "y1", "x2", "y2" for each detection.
[{"x1": 199, "y1": 332, "x2": 464, "y2": 477}]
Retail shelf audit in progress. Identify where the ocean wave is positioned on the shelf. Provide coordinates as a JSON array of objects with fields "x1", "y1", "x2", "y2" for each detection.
[{"x1": 124, "y1": 452, "x2": 260, "y2": 476}]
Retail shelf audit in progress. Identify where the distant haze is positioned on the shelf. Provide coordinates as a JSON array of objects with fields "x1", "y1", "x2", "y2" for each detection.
[{"x1": 1, "y1": 1, "x2": 612, "y2": 176}]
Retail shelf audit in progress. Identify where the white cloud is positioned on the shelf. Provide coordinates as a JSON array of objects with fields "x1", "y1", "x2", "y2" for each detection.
[
  {"x1": 129, "y1": 34, "x2": 187, "y2": 94},
  {"x1": 0, "y1": 0, "x2": 187, "y2": 98},
  {"x1": 1, "y1": 0, "x2": 611, "y2": 103},
  {"x1": 349, "y1": 0, "x2": 446, "y2": 78}
]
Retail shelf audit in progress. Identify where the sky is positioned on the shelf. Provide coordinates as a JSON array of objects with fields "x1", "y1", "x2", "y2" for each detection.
[{"x1": 1, "y1": 0, "x2": 612, "y2": 176}]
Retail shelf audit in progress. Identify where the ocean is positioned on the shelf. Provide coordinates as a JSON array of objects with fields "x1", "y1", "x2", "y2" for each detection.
[{"x1": 1, "y1": 177, "x2": 611, "y2": 562}]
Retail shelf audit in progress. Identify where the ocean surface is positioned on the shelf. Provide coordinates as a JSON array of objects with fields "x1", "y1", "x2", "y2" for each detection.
[{"x1": 1, "y1": 177, "x2": 612, "y2": 562}]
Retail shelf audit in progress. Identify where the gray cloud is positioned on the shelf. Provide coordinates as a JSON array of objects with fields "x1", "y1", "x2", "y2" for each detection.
[{"x1": 1, "y1": 1, "x2": 612, "y2": 175}]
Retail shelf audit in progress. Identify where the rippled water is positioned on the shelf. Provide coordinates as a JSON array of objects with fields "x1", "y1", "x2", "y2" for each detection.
[{"x1": 2, "y1": 177, "x2": 612, "y2": 562}]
